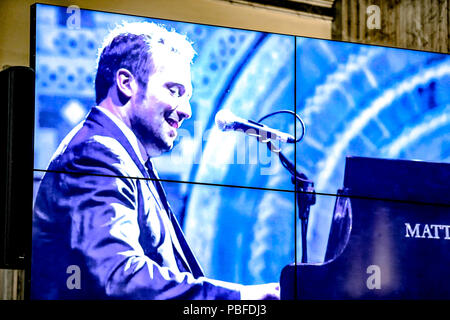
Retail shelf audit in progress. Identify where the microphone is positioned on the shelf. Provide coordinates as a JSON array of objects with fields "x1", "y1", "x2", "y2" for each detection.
[{"x1": 215, "y1": 109, "x2": 296, "y2": 143}]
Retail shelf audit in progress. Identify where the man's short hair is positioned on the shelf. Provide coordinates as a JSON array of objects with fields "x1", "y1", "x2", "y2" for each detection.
[{"x1": 95, "y1": 21, "x2": 196, "y2": 105}]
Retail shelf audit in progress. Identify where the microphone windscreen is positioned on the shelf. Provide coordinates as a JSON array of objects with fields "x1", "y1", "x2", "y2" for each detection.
[{"x1": 215, "y1": 109, "x2": 235, "y2": 131}]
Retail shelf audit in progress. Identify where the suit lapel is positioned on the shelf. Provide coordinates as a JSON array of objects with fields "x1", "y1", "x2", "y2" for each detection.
[{"x1": 86, "y1": 108, "x2": 204, "y2": 278}]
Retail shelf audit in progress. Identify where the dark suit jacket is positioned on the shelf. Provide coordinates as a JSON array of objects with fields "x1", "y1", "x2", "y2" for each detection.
[{"x1": 31, "y1": 107, "x2": 241, "y2": 300}]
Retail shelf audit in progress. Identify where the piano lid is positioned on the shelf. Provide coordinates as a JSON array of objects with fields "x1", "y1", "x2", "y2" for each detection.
[{"x1": 343, "y1": 156, "x2": 450, "y2": 206}]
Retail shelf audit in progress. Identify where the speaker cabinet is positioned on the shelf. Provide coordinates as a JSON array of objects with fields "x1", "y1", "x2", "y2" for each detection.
[{"x1": 0, "y1": 66, "x2": 35, "y2": 269}]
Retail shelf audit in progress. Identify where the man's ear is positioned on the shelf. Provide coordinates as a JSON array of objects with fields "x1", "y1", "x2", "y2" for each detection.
[{"x1": 115, "y1": 68, "x2": 138, "y2": 102}]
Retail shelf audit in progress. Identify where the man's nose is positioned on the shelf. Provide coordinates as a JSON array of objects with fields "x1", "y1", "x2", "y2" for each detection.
[{"x1": 177, "y1": 100, "x2": 192, "y2": 121}]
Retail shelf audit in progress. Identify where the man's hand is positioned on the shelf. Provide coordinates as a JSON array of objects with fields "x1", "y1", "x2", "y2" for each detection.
[{"x1": 240, "y1": 282, "x2": 280, "y2": 300}]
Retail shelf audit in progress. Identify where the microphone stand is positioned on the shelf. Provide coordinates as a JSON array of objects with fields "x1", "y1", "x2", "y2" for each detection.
[{"x1": 266, "y1": 142, "x2": 316, "y2": 264}]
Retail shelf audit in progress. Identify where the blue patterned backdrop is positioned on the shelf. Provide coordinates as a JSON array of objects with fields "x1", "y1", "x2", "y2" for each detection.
[
  {"x1": 295, "y1": 38, "x2": 450, "y2": 263},
  {"x1": 33, "y1": 4, "x2": 449, "y2": 286}
]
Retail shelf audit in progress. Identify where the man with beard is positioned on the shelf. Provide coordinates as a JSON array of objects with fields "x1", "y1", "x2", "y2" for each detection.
[{"x1": 31, "y1": 22, "x2": 280, "y2": 300}]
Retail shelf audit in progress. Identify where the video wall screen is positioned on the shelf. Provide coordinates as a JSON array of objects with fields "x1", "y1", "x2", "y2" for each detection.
[
  {"x1": 295, "y1": 38, "x2": 450, "y2": 263},
  {"x1": 30, "y1": 3, "x2": 450, "y2": 299},
  {"x1": 32, "y1": 169, "x2": 295, "y2": 299},
  {"x1": 32, "y1": 4, "x2": 296, "y2": 192}
]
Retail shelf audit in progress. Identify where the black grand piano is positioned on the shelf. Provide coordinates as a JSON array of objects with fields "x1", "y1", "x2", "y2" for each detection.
[{"x1": 280, "y1": 156, "x2": 450, "y2": 299}]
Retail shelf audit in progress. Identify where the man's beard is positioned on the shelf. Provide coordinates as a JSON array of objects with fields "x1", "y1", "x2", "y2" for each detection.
[{"x1": 131, "y1": 118, "x2": 173, "y2": 157}]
